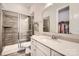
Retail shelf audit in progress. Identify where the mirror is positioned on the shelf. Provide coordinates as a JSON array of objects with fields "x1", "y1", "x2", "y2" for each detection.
[
  {"x1": 42, "y1": 3, "x2": 79, "y2": 34},
  {"x1": 34, "y1": 22, "x2": 39, "y2": 32},
  {"x1": 58, "y1": 6, "x2": 69, "y2": 34},
  {"x1": 43, "y1": 16, "x2": 50, "y2": 32}
]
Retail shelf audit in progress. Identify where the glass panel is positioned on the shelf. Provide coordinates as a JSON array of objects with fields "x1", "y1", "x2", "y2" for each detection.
[{"x1": 18, "y1": 14, "x2": 29, "y2": 48}]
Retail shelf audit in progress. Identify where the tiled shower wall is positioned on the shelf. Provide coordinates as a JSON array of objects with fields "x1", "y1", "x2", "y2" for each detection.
[
  {"x1": 2, "y1": 10, "x2": 30, "y2": 46},
  {"x1": 2, "y1": 11, "x2": 18, "y2": 46}
]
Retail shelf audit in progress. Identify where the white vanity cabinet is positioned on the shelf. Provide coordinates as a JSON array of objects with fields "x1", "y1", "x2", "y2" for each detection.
[
  {"x1": 31, "y1": 35, "x2": 79, "y2": 56},
  {"x1": 35, "y1": 48, "x2": 45, "y2": 56},
  {"x1": 31, "y1": 39, "x2": 50, "y2": 56},
  {"x1": 31, "y1": 38, "x2": 65, "y2": 56},
  {"x1": 31, "y1": 38, "x2": 64, "y2": 56},
  {"x1": 36, "y1": 41, "x2": 50, "y2": 56},
  {"x1": 31, "y1": 44, "x2": 36, "y2": 56},
  {"x1": 31, "y1": 39, "x2": 37, "y2": 56}
]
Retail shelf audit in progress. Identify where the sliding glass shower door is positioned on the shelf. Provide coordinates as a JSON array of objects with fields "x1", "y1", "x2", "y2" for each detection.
[
  {"x1": 18, "y1": 14, "x2": 29, "y2": 49},
  {"x1": 2, "y1": 10, "x2": 30, "y2": 49}
]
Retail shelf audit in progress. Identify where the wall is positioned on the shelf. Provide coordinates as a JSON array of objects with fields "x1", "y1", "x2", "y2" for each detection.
[
  {"x1": 70, "y1": 3, "x2": 79, "y2": 34},
  {"x1": 36, "y1": 3, "x2": 79, "y2": 43},
  {"x1": 32, "y1": 4, "x2": 45, "y2": 34},
  {"x1": 2, "y1": 11, "x2": 18, "y2": 46},
  {"x1": 1, "y1": 3, "x2": 31, "y2": 15},
  {"x1": 42, "y1": 3, "x2": 68, "y2": 33},
  {"x1": 32, "y1": 3, "x2": 70, "y2": 34},
  {"x1": 58, "y1": 7, "x2": 69, "y2": 22},
  {"x1": 42, "y1": 3, "x2": 79, "y2": 34}
]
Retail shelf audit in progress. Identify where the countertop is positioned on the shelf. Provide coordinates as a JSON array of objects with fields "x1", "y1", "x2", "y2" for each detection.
[{"x1": 31, "y1": 35, "x2": 79, "y2": 56}]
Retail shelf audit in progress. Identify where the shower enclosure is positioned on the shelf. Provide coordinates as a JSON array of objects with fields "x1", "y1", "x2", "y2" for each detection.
[{"x1": 1, "y1": 10, "x2": 31, "y2": 50}]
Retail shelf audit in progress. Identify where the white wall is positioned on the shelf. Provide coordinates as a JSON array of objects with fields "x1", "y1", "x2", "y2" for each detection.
[
  {"x1": 43, "y1": 3, "x2": 68, "y2": 33},
  {"x1": 59, "y1": 7, "x2": 69, "y2": 22},
  {"x1": 39, "y1": 3, "x2": 79, "y2": 34},
  {"x1": 1, "y1": 3, "x2": 31, "y2": 15},
  {"x1": 70, "y1": 4, "x2": 79, "y2": 34},
  {"x1": 32, "y1": 4, "x2": 45, "y2": 34}
]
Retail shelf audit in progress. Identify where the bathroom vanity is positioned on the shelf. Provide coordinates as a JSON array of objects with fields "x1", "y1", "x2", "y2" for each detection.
[{"x1": 31, "y1": 35, "x2": 79, "y2": 56}]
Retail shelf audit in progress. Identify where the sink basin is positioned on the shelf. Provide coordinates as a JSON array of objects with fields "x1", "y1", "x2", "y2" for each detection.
[{"x1": 37, "y1": 35, "x2": 51, "y2": 39}]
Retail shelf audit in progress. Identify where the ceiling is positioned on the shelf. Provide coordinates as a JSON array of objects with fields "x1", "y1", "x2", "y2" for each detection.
[
  {"x1": 1, "y1": 3, "x2": 48, "y2": 15},
  {"x1": 15, "y1": 3, "x2": 46, "y2": 9}
]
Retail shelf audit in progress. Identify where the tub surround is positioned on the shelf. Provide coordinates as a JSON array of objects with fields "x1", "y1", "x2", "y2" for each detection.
[{"x1": 31, "y1": 35, "x2": 79, "y2": 56}]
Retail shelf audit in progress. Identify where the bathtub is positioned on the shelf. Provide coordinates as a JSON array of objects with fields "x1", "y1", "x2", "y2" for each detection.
[{"x1": 2, "y1": 41, "x2": 31, "y2": 55}]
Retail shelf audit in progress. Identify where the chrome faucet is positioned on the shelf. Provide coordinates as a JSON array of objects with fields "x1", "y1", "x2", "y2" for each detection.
[{"x1": 52, "y1": 35, "x2": 57, "y2": 40}]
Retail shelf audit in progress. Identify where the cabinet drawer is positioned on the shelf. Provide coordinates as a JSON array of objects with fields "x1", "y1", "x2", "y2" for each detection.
[{"x1": 36, "y1": 42, "x2": 50, "y2": 56}]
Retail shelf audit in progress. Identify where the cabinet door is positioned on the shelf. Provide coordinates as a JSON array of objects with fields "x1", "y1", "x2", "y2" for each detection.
[
  {"x1": 51, "y1": 49, "x2": 55, "y2": 56},
  {"x1": 31, "y1": 44, "x2": 36, "y2": 56},
  {"x1": 36, "y1": 42, "x2": 50, "y2": 56},
  {"x1": 54, "y1": 52, "x2": 63, "y2": 56},
  {"x1": 36, "y1": 48, "x2": 45, "y2": 56},
  {"x1": 31, "y1": 39, "x2": 37, "y2": 56}
]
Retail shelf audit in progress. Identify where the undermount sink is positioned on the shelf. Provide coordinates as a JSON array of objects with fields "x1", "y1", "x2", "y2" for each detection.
[{"x1": 37, "y1": 35, "x2": 51, "y2": 39}]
